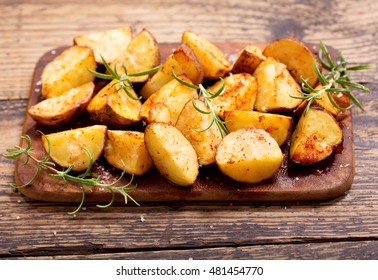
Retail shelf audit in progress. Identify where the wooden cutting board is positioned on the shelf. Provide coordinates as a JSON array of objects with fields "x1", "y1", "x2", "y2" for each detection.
[{"x1": 15, "y1": 42, "x2": 355, "y2": 203}]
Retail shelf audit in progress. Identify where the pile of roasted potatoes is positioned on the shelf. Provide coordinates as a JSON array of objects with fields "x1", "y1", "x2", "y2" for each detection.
[{"x1": 28, "y1": 27, "x2": 344, "y2": 186}]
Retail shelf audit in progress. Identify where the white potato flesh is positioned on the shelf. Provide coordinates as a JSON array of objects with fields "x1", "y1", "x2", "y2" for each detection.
[
  {"x1": 216, "y1": 128, "x2": 283, "y2": 184},
  {"x1": 42, "y1": 125, "x2": 107, "y2": 172},
  {"x1": 144, "y1": 122, "x2": 199, "y2": 186}
]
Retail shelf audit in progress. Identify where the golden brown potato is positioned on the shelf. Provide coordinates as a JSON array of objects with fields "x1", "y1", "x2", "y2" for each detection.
[
  {"x1": 295, "y1": 85, "x2": 341, "y2": 117},
  {"x1": 144, "y1": 122, "x2": 199, "y2": 186},
  {"x1": 109, "y1": 28, "x2": 160, "y2": 83},
  {"x1": 181, "y1": 31, "x2": 232, "y2": 79},
  {"x1": 290, "y1": 107, "x2": 343, "y2": 165},
  {"x1": 42, "y1": 125, "x2": 107, "y2": 172},
  {"x1": 253, "y1": 57, "x2": 302, "y2": 113},
  {"x1": 28, "y1": 82, "x2": 94, "y2": 127},
  {"x1": 140, "y1": 75, "x2": 198, "y2": 124},
  {"x1": 139, "y1": 43, "x2": 203, "y2": 99},
  {"x1": 224, "y1": 110, "x2": 293, "y2": 146},
  {"x1": 175, "y1": 99, "x2": 222, "y2": 166},
  {"x1": 73, "y1": 27, "x2": 133, "y2": 64},
  {"x1": 104, "y1": 130, "x2": 154, "y2": 175},
  {"x1": 232, "y1": 45, "x2": 266, "y2": 74},
  {"x1": 86, "y1": 79, "x2": 142, "y2": 127},
  {"x1": 216, "y1": 127, "x2": 283, "y2": 184},
  {"x1": 41, "y1": 45, "x2": 96, "y2": 99},
  {"x1": 263, "y1": 37, "x2": 320, "y2": 88},
  {"x1": 207, "y1": 73, "x2": 258, "y2": 117}
]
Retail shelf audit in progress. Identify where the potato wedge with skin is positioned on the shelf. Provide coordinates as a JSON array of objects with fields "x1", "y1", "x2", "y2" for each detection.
[
  {"x1": 290, "y1": 107, "x2": 342, "y2": 165},
  {"x1": 144, "y1": 122, "x2": 199, "y2": 186},
  {"x1": 176, "y1": 99, "x2": 222, "y2": 166},
  {"x1": 294, "y1": 84, "x2": 342, "y2": 117},
  {"x1": 86, "y1": 79, "x2": 142, "y2": 127},
  {"x1": 224, "y1": 110, "x2": 293, "y2": 146},
  {"x1": 216, "y1": 127, "x2": 283, "y2": 184},
  {"x1": 207, "y1": 73, "x2": 258, "y2": 117},
  {"x1": 263, "y1": 37, "x2": 320, "y2": 88},
  {"x1": 104, "y1": 130, "x2": 153, "y2": 175},
  {"x1": 140, "y1": 75, "x2": 198, "y2": 124},
  {"x1": 253, "y1": 57, "x2": 302, "y2": 113},
  {"x1": 41, "y1": 45, "x2": 96, "y2": 99},
  {"x1": 110, "y1": 28, "x2": 160, "y2": 83},
  {"x1": 181, "y1": 31, "x2": 231, "y2": 79},
  {"x1": 42, "y1": 125, "x2": 106, "y2": 172},
  {"x1": 28, "y1": 82, "x2": 94, "y2": 126},
  {"x1": 140, "y1": 44, "x2": 203, "y2": 99},
  {"x1": 232, "y1": 45, "x2": 266, "y2": 74},
  {"x1": 74, "y1": 27, "x2": 133, "y2": 64}
]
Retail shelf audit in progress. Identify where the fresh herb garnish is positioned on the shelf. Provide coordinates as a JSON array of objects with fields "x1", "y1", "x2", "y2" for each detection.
[
  {"x1": 3, "y1": 134, "x2": 139, "y2": 215},
  {"x1": 172, "y1": 71, "x2": 229, "y2": 138},
  {"x1": 292, "y1": 40, "x2": 372, "y2": 115},
  {"x1": 88, "y1": 55, "x2": 161, "y2": 101}
]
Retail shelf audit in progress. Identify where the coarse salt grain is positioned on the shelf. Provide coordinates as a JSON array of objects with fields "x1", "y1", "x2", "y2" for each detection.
[
  {"x1": 16, "y1": 216, "x2": 20, "y2": 220},
  {"x1": 140, "y1": 216, "x2": 145, "y2": 222}
]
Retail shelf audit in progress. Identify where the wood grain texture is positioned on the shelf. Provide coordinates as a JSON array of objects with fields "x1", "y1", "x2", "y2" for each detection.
[{"x1": 0, "y1": 0, "x2": 377, "y2": 260}]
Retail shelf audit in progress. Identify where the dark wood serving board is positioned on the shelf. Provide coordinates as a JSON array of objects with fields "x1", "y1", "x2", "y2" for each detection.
[{"x1": 15, "y1": 42, "x2": 355, "y2": 203}]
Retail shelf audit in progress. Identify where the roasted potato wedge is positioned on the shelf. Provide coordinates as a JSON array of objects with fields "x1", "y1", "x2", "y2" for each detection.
[
  {"x1": 207, "y1": 73, "x2": 258, "y2": 117},
  {"x1": 41, "y1": 125, "x2": 106, "y2": 172},
  {"x1": 144, "y1": 122, "x2": 199, "y2": 186},
  {"x1": 73, "y1": 27, "x2": 133, "y2": 64},
  {"x1": 104, "y1": 130, "x2": 154, "y2": 175},
  {"x1": 110, "y1": 28, "x2": 160, "y2": 83},
  {"x1": 224, "y1": 110, "x2": 293, "y2": 146},
  {"x1": 176, "y1": 99, "x2": 222, "y2": 166},
  {"x1": 86, "y1": 79, "x2": 142, "y2": 127},
  {"x1": 41, "y1": 45, "x2": 96, "y2": 99},
  {"x1": 216, "y1": 127, "x2": 283, "y2": 184},
  {"x1": 263, "y1": 37, "x2": 320, "y2": 88},
  {"x1": 232, "y1": 45, "x2": 266, "y2": 74},
  {"x1": 28, "y1": 82, "x2": 94, "y2": 127},
  {"x1": 290, "y1": 107, "x2": 342, "y2": 165},
  {"x1": 140, "y1": 43, "x2": 203, "y2": 99},
  {"x1": 181, "y1": 31, "x2": 231, "y2": 79},
  {"x1": 253, "y1": 57, "x2": 302, "y2": 113},
  {"x1": 140, "y1": 75, "x2": 198, "y2": 124},
  {"x1": 295, "y1": 84, "x2": 341, "y2": 116}
]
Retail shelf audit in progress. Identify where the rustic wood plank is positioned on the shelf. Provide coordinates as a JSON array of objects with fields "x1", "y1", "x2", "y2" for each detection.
[{"x1": 12, "y1": 240, "x2": 378, "y2": 260}]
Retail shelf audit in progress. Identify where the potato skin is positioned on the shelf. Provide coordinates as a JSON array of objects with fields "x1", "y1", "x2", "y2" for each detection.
[
  {"x1": 181, "y1": 31, "x2": 231, "y2": 79},
  {"x1": 41, "y1": 45, "x2": 96, "y2": 99},
  {"x1": 110, "y1": 28, "x2": 160, "y2": 83},
  {"x1": 232, "y1": 45, "x2": 266, "y2": 74},
  {"x1": 263, "y1": 37, "x2": 320, "y2": 88},
  {"x1": 140, "y1": 44, "x2": 203, "y2": 99},
  {"x1": 28, "y1": 82, "x2": 94, "y2": 126},
  {"x1": 207, "y1": 73, "x2": 258, "y2": 117},
  {"x1": 290, "y1": 107, "x2": 343, "y2": 165},
  {"x1": 86, "y1": 79, "x2": 142, "y2": 127},
  {"x1": 140, "y1": 75, "x2": 198, "y2": 124},
  {"x1": 41, "y1": 125, "x2": 107, "y2": 172},
  {"x1": 253, "y1": 57, "x2": 302, "y2": 113},
  {"x1": 216, "y1": 127, "x2": 283, "y2": 184},
  {"x1": 144, "y1": 122, "x2": 199, "y2": 186},
  {"x1": 175, "y1": 99, "x2": 222, "y2": 166},
  {"x1": 224, "y1": 110, "x2": 293, "y2": 146},
  {"x1": 74, "y1": 27, "x2": 133, "y2": 64},
  {"x1": 104, "y1": 130, "x2": 153, "y2": 175}
]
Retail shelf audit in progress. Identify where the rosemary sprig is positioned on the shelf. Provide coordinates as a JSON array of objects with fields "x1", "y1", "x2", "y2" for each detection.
[
  {"x1": 3, "y1": 134, "x2": 139, "y2": 214},
  {"x1": 88, "y1": 55, "x2": 161, "y2": 101},
  {"x1": 293, "y1": 40, "x2": 372, "y2": 115},
  {"x1": 172, "y1": 72, "x2": 229, "y2": 137}
]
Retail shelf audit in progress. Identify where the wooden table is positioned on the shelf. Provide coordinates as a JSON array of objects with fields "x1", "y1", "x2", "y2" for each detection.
[{"x1": 0, "y1": 0, "x2": 377, "y2": 260}]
